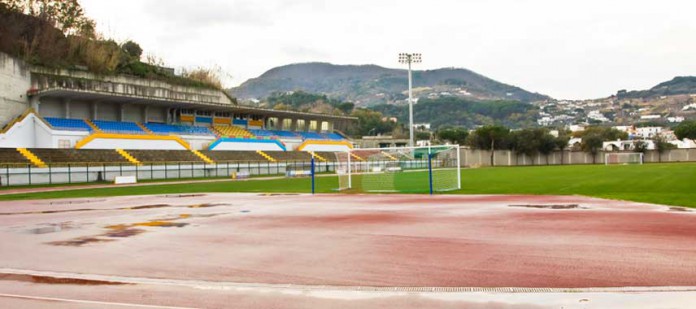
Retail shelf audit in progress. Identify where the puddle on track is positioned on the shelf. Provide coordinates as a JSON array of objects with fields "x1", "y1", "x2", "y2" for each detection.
[
  {"x1": 48, "y1": 237, "x2": 115, "y2": 246},
  {"x1": 47, "y1": 199, "x2": 106, "y2": 205},
  {"x1": 1, "y1": 203, "x2": 232, "y2": 216},
  {"x1": 509, "y1": 204, "x2": 585, "y2": 209},
  {"x1": 0, "y1": 273, "x2": 127, "y2": 285},
  {"x1": 104, "y1": 228, "x2": 146, "y2": 238},
  {"x1": 668, "y1": 206, "x2": 692, "y2": 212},
  {"x1": 161, "y1": 194, "x2": 207, "y2": 198},
  {"x1": 29, "y1": 222, "x2": 81, "y2": 234},
  {"x1": 258, "y1": 193, "x2": 300, "y2": 196},
  {"x1": 48, "y1": 216, "x2": 191, "y2": 246}
]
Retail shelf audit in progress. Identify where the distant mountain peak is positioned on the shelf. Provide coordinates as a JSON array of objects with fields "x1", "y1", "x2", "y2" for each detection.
[{"x1": 231, "y1": 62, "x2": 549, "y2": 106}]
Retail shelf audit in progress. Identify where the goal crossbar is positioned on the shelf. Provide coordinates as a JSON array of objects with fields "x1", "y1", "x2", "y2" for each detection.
[
  {"x1": 335, "y1": 145, "x2": 461, "y2": 194},
  {"x1": 605, "y1": 152, "x2": 643, "y2": 165}
]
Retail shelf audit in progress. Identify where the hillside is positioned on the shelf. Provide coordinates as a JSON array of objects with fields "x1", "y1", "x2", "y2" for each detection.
[
  {"x1": 617, "y1": 76, "x2": 696, "y2": 99},
  {"x1": 373, "y1": 97, "x2": 539, "y2": 129},
  {"x1": 230, "y1": 63, "x2": 549, "y2": 106}
]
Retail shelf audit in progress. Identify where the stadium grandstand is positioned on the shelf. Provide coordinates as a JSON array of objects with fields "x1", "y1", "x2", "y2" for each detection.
[{"x1": 0, "y1": 52, "x2": 357, "y2": 185}]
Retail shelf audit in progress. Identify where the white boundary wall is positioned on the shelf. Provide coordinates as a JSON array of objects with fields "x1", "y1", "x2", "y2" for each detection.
[{"x1": 459, "y1": 148, "x2": 696, "y2": 166}]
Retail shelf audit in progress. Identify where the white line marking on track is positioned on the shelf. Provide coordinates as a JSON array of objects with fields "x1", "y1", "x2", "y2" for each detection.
[
  {"x1": 0, "y1": 293, "x2": 197, "y2": 309},
  {"x1": 2, "y1": 268, "x2": 696, "y2": 294}
]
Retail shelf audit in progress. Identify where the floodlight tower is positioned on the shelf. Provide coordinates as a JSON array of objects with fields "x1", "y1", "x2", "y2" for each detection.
[{"x1": 398, "y1": 53, "x2": 421, "y2": 147}]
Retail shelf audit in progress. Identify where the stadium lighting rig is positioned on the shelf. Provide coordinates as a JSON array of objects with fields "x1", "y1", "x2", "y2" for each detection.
[{"x1": 398, "y1": 53, "x2": 422, "y2": 147}]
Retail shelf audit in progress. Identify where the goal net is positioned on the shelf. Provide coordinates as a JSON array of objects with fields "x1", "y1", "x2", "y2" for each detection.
[
  {"x1": 605, "y1": 152, "x2": 643, "y2": 165},
  {"x1": 335, "y1": 145, "x2": 461, "y2": 193}
]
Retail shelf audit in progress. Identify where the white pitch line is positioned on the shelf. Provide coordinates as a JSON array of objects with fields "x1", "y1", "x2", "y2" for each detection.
[
  {"x1": 2, "y1": 268, "x2": 696, "y2": 294},
  {"x1": 0, "y1": 293, "x2": 197, "y2": 309}
]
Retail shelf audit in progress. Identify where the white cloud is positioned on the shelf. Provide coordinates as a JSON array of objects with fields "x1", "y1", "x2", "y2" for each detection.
[{"x1": 79, "y1": 0, "x2": 696, "y2": 99}]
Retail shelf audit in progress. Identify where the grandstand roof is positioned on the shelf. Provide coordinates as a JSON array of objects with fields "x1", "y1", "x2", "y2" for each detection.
[{"x1": 28, "y1": 69, "x2": 356, "y2": 122}]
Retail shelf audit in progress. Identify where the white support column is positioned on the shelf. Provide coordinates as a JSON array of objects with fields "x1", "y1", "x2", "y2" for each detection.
[
  {"x1": 63, "y1": 99, "x2": 71, "y2": 118},
  {"x1": 30, "y1": 96, "x2": 40, "y2": 113},
  {"x1": 142, "y1": 105, "x2": 149, "y2": 123},
  {"x1": 91, "y1": 102, "x2": 98, "y2": 120},
  {"x1": 119, "y1": 103, "x2": 125, "y2": 122}
]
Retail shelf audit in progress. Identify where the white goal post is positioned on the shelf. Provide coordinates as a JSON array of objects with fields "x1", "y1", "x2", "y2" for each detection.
[
  {"x1": 605, "y1": 152, "x2": 643, "y2": 165},
  {"x1": 334, "y1": 145, "x2": 461, "y2": 193}
]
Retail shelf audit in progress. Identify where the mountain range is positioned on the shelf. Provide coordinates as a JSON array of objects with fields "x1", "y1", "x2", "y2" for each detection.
[{"x1": 230, "y1": 63, "x2": 550, "y2": 106}]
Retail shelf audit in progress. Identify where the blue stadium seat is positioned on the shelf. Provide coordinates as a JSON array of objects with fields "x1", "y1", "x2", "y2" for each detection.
[
  {"x1": 145, "y1": 123, "x2": 213, "y2": 136},
  {"x1": 299, "y1": 132, "x2": 325, "y2": 140},
  {"x1": 272, "y1": 130, "x2": 302, "y2": 138},
  {"x1": 180, "y1": 125, "x2": 212, "y2": 135},
  {"x1": 325, "y1": 133, "x2": 345, "y2": 140},
  {"x1": 248, "y1": 129, "x2": 275, "y2": 137},
  {"x1": 93, "y1": 120, "x2": 144, "y2": 134},
  {"x1": 44, "y1": 117, "x2": 92, "y2": 131}
]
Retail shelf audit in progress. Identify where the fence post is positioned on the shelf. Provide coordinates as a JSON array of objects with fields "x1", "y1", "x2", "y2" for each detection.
[
  {"x1": 86, "y1": 164, "x2": 89, "y2": 183},
  {"x1": 311, "y1": 156, "x2": 315, "y2": 195},
  {"x1": 28, "y1": 164, "x2": 31, "y2": 186},
  {"x1": 428, "y1": 151, "x2": 434, "y2": 195},
  {"x1": 68, "y1": 164, "x2": 71, "y2": 184},
  {"x1": 48, "y1": 164, "x2": 52, "y2": 185},
  {"x1": 5, "y1": 166, "x2": 9, "y2": 186}
]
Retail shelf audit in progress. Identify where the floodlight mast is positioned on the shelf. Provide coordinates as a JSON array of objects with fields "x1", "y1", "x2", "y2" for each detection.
[{"x1": 398, "y1": 53, "x2": 422, "y2": 147}]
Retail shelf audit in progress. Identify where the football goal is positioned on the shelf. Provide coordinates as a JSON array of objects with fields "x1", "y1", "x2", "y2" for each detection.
[
  {"x1": 605, "y1": 152, "x2": 643, "y2": 165},
  {"x1": 334, "y1": 145, "x2": 461, "y2": 193}
]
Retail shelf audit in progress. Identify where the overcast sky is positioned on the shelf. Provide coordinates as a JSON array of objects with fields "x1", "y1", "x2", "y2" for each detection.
[{"x1": 80, "y1": 0, "x2": 696, "y2": 100}]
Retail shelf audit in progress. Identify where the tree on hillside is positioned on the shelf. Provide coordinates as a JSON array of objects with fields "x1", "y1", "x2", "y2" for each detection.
[
  {"x1": 436, "y1": 127, "x2": 469, "y2": 145},
  {"x1": 4, "y1": 0, "x2": 95, "y2": 37},
  {"x1": 336, "y1": 102, "x2": 355, "y2": 115},
  {"x1": 415, "y1": 131, "x2": 431, "y2": 141},
  {"x1": 538, "y1": 131, "x2": 557, "y2": 165},
  {"x1": 349, "y1": 108, "x2": 396, "y2": 137},
  {"x1": 634, "y1": 140, "x2": 648, "y2": 154},
  {"x1": 509, "y1": 129, "x2": 539, "y2": 165},
  {"x1": 581, "y1": 133, "x2": 603, "y2": 164},
  {"x1": 121, "y1": 40, "x2": 143, "y2": 60},
  {"x1": 653, "y1": 133, "x2": 676, "y2": 162},
  {"x1": 554, "y1": 130, "x2": 571, "y2": 164},
  {"x1": 578, "y1": 126, "x2": 629, "y2": 163},
  {"x1": 466, "y1": 125, "x2": 510, "y2": 166},
  {"x1": 508, "y1": 128, "x2": 556, "y2": 165},
  {"x1": 674, "y1": 120, "x2": 696, "y2": 140}
]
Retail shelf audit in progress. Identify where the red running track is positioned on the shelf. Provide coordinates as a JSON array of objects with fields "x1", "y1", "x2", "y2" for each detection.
[{"x1": 0, "y1": 193, "x2": 695, "y2": 288}]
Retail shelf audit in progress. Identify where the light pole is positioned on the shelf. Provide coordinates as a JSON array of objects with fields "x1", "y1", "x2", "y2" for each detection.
[{"x1": 398, "y1": 53, "x2": 421, "y2": 147}]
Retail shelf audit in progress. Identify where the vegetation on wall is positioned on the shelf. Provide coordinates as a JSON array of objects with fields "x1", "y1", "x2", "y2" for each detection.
[{"x1": 0, "y1": 1, "x2": 223, "y2": 90}]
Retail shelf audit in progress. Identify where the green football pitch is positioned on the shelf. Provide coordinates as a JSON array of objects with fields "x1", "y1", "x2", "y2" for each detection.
[{"x1": 1, "y1": 163, "x2": 695, "y2": 208}]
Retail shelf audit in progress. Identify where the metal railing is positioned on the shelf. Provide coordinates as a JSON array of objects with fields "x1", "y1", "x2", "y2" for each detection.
[{"x1": 0, "y1": 160, "x2": 339, "y2": 187}]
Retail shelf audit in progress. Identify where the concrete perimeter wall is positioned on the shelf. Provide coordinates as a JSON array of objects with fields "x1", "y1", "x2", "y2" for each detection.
[{"x1": 459, "y1": 148, "x2": 696, "y2": 166}]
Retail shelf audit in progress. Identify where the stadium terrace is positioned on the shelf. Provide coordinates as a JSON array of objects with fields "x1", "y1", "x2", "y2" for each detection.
[{"x1": 0, "y1": 52, "x2": 358, "y2": 182}]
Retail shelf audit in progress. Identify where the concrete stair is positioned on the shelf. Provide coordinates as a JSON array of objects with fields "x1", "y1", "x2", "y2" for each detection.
[
  {"x1": 191, "y1": 150, "x2": 215, "y2": 164},
  {"x1": 116, "y1": 149, "x2": 141, "y2": 165},
  {"x1": 350, "y1": 153, "x2": 365, "y2": 161},
  {"x1": 256, "y1": 150, "x2": 277, "y2": 162},
  {"x1": 137, "y1": 122, "x2": 154, "y2": 134},
  {"x1": 308, "y1": 151, "x2": 327, "y2": 162},
  {"x1": 16, "y1": 148, "x2": 46, "y2": 167},
  {"x1": 381, "y1": 151, "x2": 398, "y2": 161},
  {"x1": 84, "y1": 119, "x2": 102, "y2": 132}
]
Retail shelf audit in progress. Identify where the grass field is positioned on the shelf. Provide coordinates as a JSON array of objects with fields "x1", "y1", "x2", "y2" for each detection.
[{"x1": 0, "y1": 163, "x2": 694, "y2": 208}]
